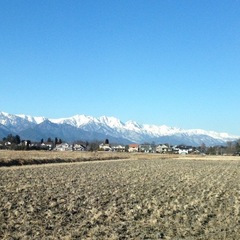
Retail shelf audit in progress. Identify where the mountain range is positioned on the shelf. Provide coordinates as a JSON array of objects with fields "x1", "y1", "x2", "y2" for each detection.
[{"x1": 0, "y1": 111, "x2": 239, "y2": 146}]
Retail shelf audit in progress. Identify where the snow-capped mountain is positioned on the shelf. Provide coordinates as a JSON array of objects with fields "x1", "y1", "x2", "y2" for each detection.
[
  {"x1": 0, "y1": 112, "x2": 37, "y2": 132},
  {"x1": 0, "y1": 111, "x2": 239, "y2": 146}
]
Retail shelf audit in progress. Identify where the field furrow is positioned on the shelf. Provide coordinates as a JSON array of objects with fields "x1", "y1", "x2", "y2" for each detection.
[{"x1": 1, "y1": 158, "x2": 240, "y2": 239}]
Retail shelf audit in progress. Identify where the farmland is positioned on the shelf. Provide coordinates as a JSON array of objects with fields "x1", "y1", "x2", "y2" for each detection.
[
  {"x1": 0, "y1": 150, "x2": 131, "y2": 166},
  {"x1": 1, "y1": 154, "x2": 240, "y2": 239}
]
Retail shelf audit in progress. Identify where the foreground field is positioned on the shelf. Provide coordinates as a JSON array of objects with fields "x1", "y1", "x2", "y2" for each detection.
[{"x1": 1, "y1": 157, "x2": 240, "y2": 239}]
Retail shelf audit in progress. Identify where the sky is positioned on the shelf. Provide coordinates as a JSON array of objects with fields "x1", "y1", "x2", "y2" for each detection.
[{"x1": 1, "y1": 0, "x2": 240, "y2": 135}]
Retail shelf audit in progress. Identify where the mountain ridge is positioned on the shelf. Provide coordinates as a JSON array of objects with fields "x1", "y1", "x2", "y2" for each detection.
[{"x1": 0, "y1": 111, "x2": 239, "y2": 146}]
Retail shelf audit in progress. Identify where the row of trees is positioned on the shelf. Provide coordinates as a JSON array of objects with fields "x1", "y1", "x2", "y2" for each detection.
[
  {"x1": 40, "y1": 137, "x2": 63, "y2": 145},
  {"x1": 0, "y1": 134, "x2": 64, "y2": 150},
  {"x1": 0, "y1": 134, "x2": 101, "y2": 151},
  {"x1": 2, "y1": 134, "x2": 21, "y2": 145},
  {"x1": 199, "y1": 141, "x2": 240, "y2": 155}
]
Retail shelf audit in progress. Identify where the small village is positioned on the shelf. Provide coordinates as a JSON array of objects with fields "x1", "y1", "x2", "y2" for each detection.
[
  {"x1": 1, "y1": 134, "x2": 239, "y2": 155},
  {"x1": 0, "y1": 138, "x2": 195, "y2": 154},
  {"x1": 99, "y1": 142, "x2": 195, "y2": 155}
]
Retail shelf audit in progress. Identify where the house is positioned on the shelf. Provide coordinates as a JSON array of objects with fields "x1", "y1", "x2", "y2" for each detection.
[
  {"x1": 41, "y1": 142, "x2": 54, "y2": 150},
  {"x1": 30, "y1": 142, "x2": 41, "y2": 148},
  {"x1": 54, "y1": 143, "x2": 72, "y2": 151},
  {"x1": 156, "y1": 144, "x2": 169, "y2": 153},
  {"x1": 73, "y1": 144, "x2": 86, "y2": 151},
  {"x1": 193, "y1": 149, "x2": 201, "y2": 154},
  {"x1": 178, "y1": 148, "x2": 189, "y2": 155},
  {"x1": 20, "y1": 140, "x2": 32, "y2": 148},
  {"x1": 112, "y1": 145, "x2": 125, "y2": 152},
  {"x1": 172, "y1": 145, "x2": 192, "y2": 155},
  {"x1": 99, "y1": 143, "x2": 112, "y2": 151},
  {"x1": 128, "y1": 144, "x2": 139, "y2": 152},
  {"x1": 139, "y1": 144, "x2": 154, "y2": 153},
  {"x1": 5, "y1": 141, "x2": 11, "y2": 146}
]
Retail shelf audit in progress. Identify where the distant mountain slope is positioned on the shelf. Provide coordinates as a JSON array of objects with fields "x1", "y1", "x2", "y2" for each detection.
[
  {"x1": 0, "y1": 123, "x2": 11, "y2": 139},
  {"x1": 0, "y1": 111, "x2": 239, "y2": 146},
  {"x1": 18, "y1": 120, "x2": 129, "y2": 143}
]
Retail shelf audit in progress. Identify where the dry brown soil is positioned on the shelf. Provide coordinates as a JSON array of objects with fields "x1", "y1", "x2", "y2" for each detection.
[{"x1": 1, "y1": 154, "x2": 240, "y2": 239}]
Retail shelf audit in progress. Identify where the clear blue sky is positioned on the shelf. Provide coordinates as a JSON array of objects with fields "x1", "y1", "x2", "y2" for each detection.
[{"x1": 1, "y1": 0, "x2": 240, "y2": 135}]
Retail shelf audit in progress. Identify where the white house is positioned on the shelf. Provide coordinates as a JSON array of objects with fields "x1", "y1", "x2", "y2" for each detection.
[
  {"x1": 99, "y1": 143, "x2": 112, "y2": 151},
  {"x1": 54, "y1": 143, "x2": 72, "y2": 151},
  {"x1": 172, "y1": 145, "x2": 190, "y2": 155},
  {"x1": 5, "y1": 141, "x2": 11, "y2": 146},
  {"x1": 156, "y1": 144, "x2": 169, "y2": 153},
  {"x1": 41, "y1": 142, "x2": 54, "y2": 150},
  {"x1": 128, "y1": 144, "x2": 139, "y2": 152},
  {"x1": 112, "y1": 145, "x2": 125, "y2": 152},
  {"x1": 73, "y1": 144, "x2": 86, "y2": 151},
  {"x1": 178, "y1": 149, "x2": 189, "y2": 155}
]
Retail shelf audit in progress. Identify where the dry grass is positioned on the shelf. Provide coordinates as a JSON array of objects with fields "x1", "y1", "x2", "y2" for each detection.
[
  {"x1": 1, "y1": 156, "x2": 240, "y2": 239},
  {"x1": 0, "y1": 150, "x2": 179, "y2": 167},
  {"x1": 0, "y1": 150, "x2": 131, "y2": 166},
  {"x1": 1, "y1": 150, "x2": 239, "y2": 167}
]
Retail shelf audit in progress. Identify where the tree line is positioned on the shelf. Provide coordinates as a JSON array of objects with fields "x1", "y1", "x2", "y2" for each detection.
[
  {"x1": 0, "y1": 134, "x2": 101, "y2": 151},
  {"x1": 0, "y1": 134, "x2": 64, "y2": 150}
]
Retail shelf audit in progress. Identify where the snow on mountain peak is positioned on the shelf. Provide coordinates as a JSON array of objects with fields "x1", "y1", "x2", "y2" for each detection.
[
  {"x1": 125, "y1": 120, "x2": 143, "y2": 132},
  {"x1": 1, "y1": 112, "x2": 10, "y2": 117},
  {"x1": 16, "y1": 114, "x2": 46, "y2": 124},
  {"x1": 142, "y1": 124, "x2": 180, "y2": 136},
  {"x1": 0, "y1": 111, "x2": 239, "y2": 145},
  {"x1": 186, "y1": 128, "x2": 239, "y2": 141},
  {"x1": 0, "y1": 112, "x2": 14, "y2": 125},
  {"x1": 98, "y1": 116, "x2": 124, "y2": 128},
  {"x1": 50, "y1": 114, "x2": 97, "y2": 127}
]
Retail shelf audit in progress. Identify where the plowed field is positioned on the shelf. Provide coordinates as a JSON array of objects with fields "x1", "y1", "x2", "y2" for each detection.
[{"x1": 1, "y1": 157, "x2": 240, "y2": 239}]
